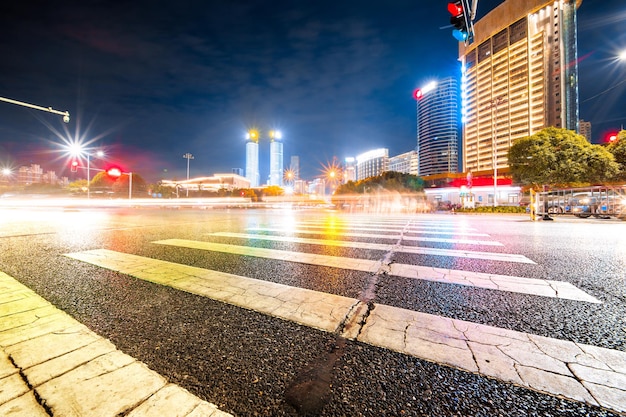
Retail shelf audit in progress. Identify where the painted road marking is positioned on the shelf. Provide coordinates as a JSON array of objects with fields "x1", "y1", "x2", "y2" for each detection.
[
  {"x1": 63, "y1": 250, "x2": 626, "y2": 414},
  {"x1": 245, "y1": 227, "x2": 503, "y2": 246},
  {"x1": 209, "y1": 232, "x2": 535, "y2": 264},
  {"x1": 153, "y1": 239, "x2": 599, "y2": 303},
  {"x1": 249, "y1": 225, "x2": 491, "y2": 237},
  {"x1": 0, "y1": 270, "x2": 231, "y2": 417},
  {"x1": 295, "y1": 222, "x2": 483, "y2": 234}
]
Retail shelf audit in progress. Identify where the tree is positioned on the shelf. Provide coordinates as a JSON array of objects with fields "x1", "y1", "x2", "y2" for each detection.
[
  {"x1": 508, "y1": 127, "x2": 619, "y2": 187},
  {"x1": 90, "y1": 171, "x2": 148, "y2": 197},
  {"x1": 607, "y1": 130, "x2": 626, "y2": 180}
]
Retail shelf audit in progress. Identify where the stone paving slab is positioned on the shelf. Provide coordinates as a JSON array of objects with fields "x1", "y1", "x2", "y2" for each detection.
[
  {"x1": 0, "y1": 271, "x2": 233, "y2": 417},
  {"x1": 358, "y1": 303, "x2": 626, "y2": 413},
  {"x1": 0, "y1": 391, "x2": 49, "y2": 416},
  {"x1": 64, "y1": 249, "x2": 626, "y2": 415}
]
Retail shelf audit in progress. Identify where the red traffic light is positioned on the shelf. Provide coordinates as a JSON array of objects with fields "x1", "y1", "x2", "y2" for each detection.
[
  {"x1": 447, "y1": 2, "x2": 463, "y2": 17},
  {"x1": 107, "y1": 167, "x2": 122, "y2": 178},
  {"x1": 413, "y1": 89, "x2": 423, "y2": 100},
  {"x1": 608, "y1": 133, "x2": 618, "y2": 142},
  {"x1": 70, "y1": 160, "x2": 79, "y2": 172}
]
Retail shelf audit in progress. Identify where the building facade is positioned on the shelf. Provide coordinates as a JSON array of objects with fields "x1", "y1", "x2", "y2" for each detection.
[
  {"x1": 290, "y1": 156, "x2": 300, "y2": 181},
  {"x1": 343, "y1": 157, "x2": 356, "y2": 182},
  {"x1": 245, "y1": 135, "x2": 259, "y2": 187},
  {"x1": 356, "y1": 148, "x2": 388, "y2": 181},
  {"x1": 269, "y1": 131, "x2": 283, "y2": 187},
  {"x1": 579, "y1": 119, "x2": 591, "y2": 142},
  {"x1": 388, "y1": 150, "x2": 419, "y2": 175},
  {"x1": 459, "y1": 0, "x2": 581, "y2": 175},
  {"x1": 17, "y1": 164, "x2": 43, "y2": 185},
  {"x1": 416, "y1": 77, "x2": 460, "y2": 176}
]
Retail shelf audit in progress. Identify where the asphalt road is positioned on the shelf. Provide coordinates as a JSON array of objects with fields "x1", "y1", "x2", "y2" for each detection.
[{"x1": 0, "y1": 207, "x2": 624, "y2": 416}]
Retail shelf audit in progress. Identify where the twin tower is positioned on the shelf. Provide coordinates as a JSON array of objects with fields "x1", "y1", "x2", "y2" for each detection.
[{"x1": 245, "y1": 129, "x2": 283, "y2": 188}]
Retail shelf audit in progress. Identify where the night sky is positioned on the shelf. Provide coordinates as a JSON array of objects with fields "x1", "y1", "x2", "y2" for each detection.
[{"x1": 1, "y1": 0, "x2": 625, "y2": 183}]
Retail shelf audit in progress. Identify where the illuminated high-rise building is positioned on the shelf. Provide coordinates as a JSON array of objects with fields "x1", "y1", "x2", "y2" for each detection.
[
  {"x1": 290, "y1": 155, "x2": 300, "y2": 181},
  {"x1": 415, "y1": 78, "x2": 460, "y2": 176},
  {"x1": 269, "y1": 130, "x2": 283, "y2": 186},
  {"x1": 356, "y1": 148, "x2": 388, "y2": 181},
  {"x1": 245, "y1": 130, "x2": 259, "y2": 187},
  {"x1": 459, "y1": 0, "x2": 581, "y2": 175}
]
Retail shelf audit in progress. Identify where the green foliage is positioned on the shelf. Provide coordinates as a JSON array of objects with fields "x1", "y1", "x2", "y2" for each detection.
[
  {"x1": 90, "y1": 171, "x2": 148, "y2": 197},
  {"x1": 456, "y1": 205, "x2": 527, "y2": 214},
  {"x1": 334, "y1": 171, "x2": 425, "y2": 195},
  {"x1": 262, "y1": 185, "x2": 284, "y2": 196},
  {"x1": 508, "y1": 127, "x2": 620, "y2": 187},
  {"x1": 606, "y1": 130, "x2": 626, "y2": 180}
]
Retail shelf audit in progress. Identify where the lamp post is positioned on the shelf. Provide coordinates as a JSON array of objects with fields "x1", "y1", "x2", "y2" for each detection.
[
  {"x1": 489, "y1": 96, "x2": 507, "y2": 207},
  {"x1": 183, "y1": 153, "x2": 194, "y2": 197},
  {"x1": 87, "y1": 150, "x2": 104, "y2": 199}
]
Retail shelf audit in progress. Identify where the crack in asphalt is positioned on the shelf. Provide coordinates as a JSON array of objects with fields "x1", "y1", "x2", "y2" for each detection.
[{"x1": 284, "y1": 220, "x2": 412, "y2": 416}]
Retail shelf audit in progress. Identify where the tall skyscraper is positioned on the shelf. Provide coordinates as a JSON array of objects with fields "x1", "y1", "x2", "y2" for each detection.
[
  {"x1": 269, "y1": 130, "x2": 283, "y2": 186},
  {"x1": 290, "y1": 155, "x2": 300, "y2": 181},
  {"x1": 245, "y1": 130, "x2": 259, "y2": 187},
  {"x1": 415, "y1": 77, "x2": 460, "y2": 176},
  {"x1": 459, "y1": 0, "x2": 581, "y2": 175}
]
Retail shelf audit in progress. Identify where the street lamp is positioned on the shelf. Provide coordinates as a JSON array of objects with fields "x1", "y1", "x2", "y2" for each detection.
[
  {"x1": 489, "y1": 96, "x2": 507, "y2": 207},
  {"x1": 183, "y1": 153, "x2": 194, "y2": 197},
  {"x1": 87, "y1": 150, "x2": 104, "y2": 199}
]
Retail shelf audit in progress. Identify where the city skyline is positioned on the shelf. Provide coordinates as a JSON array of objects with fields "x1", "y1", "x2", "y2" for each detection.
[{"x1": 0, "y1": 1, "x2": 625, "y2": 183}]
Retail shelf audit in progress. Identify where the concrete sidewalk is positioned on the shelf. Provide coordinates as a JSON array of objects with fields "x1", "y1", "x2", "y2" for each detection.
[{"x1": 0, "y1": 271, "x2": 232, "y2": 417}]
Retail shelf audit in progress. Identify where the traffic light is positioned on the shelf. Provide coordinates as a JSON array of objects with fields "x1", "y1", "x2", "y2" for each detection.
[
  {"x1": 608, "y1": 132, "x2": 618, "y2": 142},
  {"x1": 107, "y1": 167, "x2": 122, "y2": 178},
  {"x1": 448, "y1": 1, "x2": 469, "y2": 42},
  {"x1": 70, "y1": 160, "x2": 79, "y2": 172}
]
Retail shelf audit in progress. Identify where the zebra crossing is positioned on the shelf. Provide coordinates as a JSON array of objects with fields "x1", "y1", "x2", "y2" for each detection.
[{"x1": 63, "y1": 215, "x2": 626, "y2": 414}]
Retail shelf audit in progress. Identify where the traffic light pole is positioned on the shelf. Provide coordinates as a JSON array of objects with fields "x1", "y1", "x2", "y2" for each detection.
[{"x1": 0, "y1": 96, "x2": 70, "y2": 123}]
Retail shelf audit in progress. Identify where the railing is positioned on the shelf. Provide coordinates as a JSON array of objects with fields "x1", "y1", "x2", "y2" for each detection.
[{"x1": 534, "y1": 185, "x2": 626, "y2": 219}]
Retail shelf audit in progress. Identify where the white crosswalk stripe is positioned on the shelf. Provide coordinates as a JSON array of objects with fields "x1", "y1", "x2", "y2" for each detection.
[
  {"x1": 209, "y1": 232, "x2": 535, "y2": 263},
  {"x1": 245, "y1": 227, "x2": 502, "y2": 245},
  {"x1": 64, "y1": 248, "x2": 625, "y2": 414},
  {"x1": 152, "y1": 239, "x2": 598, "y2": 303},
  {"x1": 57, "y1": 216, "x2": 624, "y2": 414}
]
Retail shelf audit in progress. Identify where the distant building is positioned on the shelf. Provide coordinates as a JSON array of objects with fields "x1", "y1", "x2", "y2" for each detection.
[
  {"x1": 269, "y1": 130, "x2": 283, "y2": 186},
  {"x1": 162, "y1": 173, "x2": 250, "y2": 194},
  {"x1": 308, "y1": 178, "x2": 326, "y2": 196},
  {"x1": 232, "y1": 168, "x2": 244, "y2": 176},
  {"x1": 245, "y1": 132, "x2": 259, "y2": 187},
  {"x1": 389, "y1": 150, "x2": 419, "y2": 176},
  {"x1": 343, "y1": 157, "x2": 356, "y2": 182},
  {"x1": 459, "y1": 0, "x2": 582, "y2": 175},
  {"x1": 290, "y1": 155, "x2": 300, "y2": 181},
  {"x1": 579, "y1": 120, "x2": 591, "y2": 142},
  {"x1": 415, "y1": 77, "x2": 460, "y2": 176},
  {"x1": 356, "y1": 148, "x2": 388, "y2": 181},
  {"x1": 17, "y1": 164, "x2": 43, "y2": 185}
]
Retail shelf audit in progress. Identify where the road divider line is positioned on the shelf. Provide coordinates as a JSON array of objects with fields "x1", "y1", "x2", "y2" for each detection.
[
  {"x1": 62, "y1": 251, "x2": 626, "y2": 414},
  {"x1": 0, "y1": 270, "x2": 232, "y2": 417},
  {"x1": 209, "y1": 232, "x2": 535, "y2": 264},
  {"x1": 245, "y1": 227, "x2": 503, "y2": 246},
  {"x1": 152, "y1": 239, "x2": 598, "y2": 303}
]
